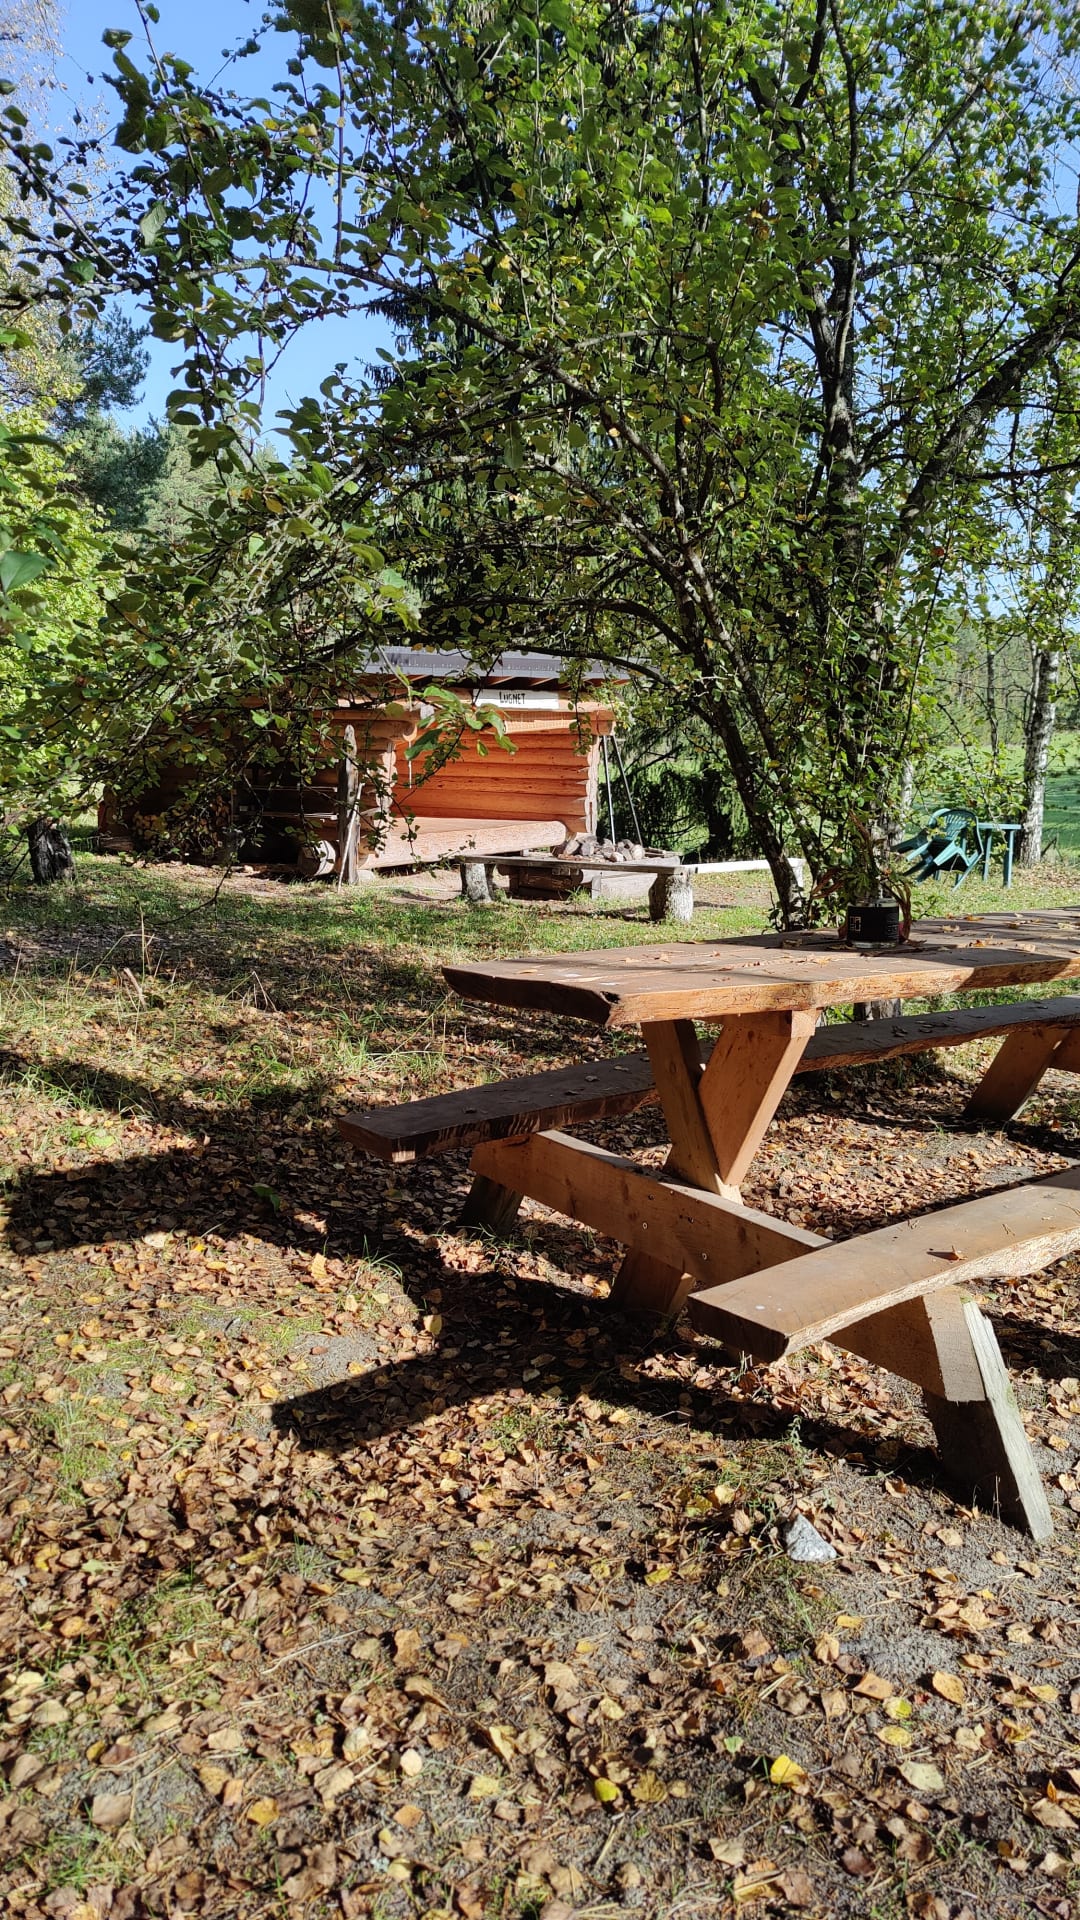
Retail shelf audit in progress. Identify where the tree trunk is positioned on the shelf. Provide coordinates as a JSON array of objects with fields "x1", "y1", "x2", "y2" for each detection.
[
  {"x1": 701, "y1": 686, "x2": 810, "y2": 928},
  {"x1": 853, "y1": 998, "x2": 901, "y2": 1021},
  {"x1": 336, "y1": 724, "x2": 360, "y2": 887},
  {"x1": 27, "y1": 818, "x2": 75, "y2": 885},
  {"x1": 1018, "y1": 643, "x2": 1059, "y2": 866},
  {"x1": 986, "y1": 637, "x2": 999, "y2": 763}
]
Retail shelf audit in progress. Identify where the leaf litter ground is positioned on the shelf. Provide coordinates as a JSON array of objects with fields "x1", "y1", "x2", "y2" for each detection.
[{"x1": 0, "y1": 859, "x2": 1077, "y2": 1920}]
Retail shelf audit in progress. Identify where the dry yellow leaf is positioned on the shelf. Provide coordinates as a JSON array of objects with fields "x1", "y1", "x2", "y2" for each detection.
[
  {"x1": 593, "y1": 1776, "x2": 620, "y2": 1803},
  {"x1": 854, "y1": 1672, "x2": 894, "y2": 1701},
  {"x1": 400, "y1": 1749, "x2": 423, "y2": 1778},
  {"x1": 630, "y1": 1770, "x2": 668, "y2": 1804},
  {"x1": 708, "y1": 1837, "x2": 746, "y2": 1866},
  {"x1": 246, "y1": 1798, "x2": 279, "y2": 1827},
  {"x1": 768, "y1": 1754, "x2": 807, "y2": 1787},
  {"x1": 1030, "y1": 1798, "x2": 1077, "y2": 1832},
  {"x1": 835, "y1": 1613, "x2": 863, "y2": 1631},
  {"x1": 205, "y1": 1727, "x2": 244, "y2": 1753},
  {"x1": 932, "y1": 1671, "x2": 966, "y2": 1705},
  {"x1": 196, "y1": 1762, "x2": 231, "y2": 1798},
  {"x1": 483, "y1": 1724, "x2": 517, "y2": 1763},
  {"x1": 644, "y1": 1565, "x2": 674, "y2": 1586},
  {"x1": 467, "y1": 1775, "x2": 500, "y2": 1800},
  {"x1": 876, "y1": 1725, "x2": 913, "y2": 1749},
  {"x1": 898, "y1": 1760, "x2": 945, "y2": 1795}
]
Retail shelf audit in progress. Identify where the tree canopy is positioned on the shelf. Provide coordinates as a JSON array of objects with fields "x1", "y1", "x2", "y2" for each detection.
[{"x1": 6, "y1": 0, "x2": 1080, "y2": 904}]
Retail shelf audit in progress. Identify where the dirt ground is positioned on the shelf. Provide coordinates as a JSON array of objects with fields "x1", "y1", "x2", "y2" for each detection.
[{"x1": 0, "y1": 858, "x2": 1078, "y2": 1920}]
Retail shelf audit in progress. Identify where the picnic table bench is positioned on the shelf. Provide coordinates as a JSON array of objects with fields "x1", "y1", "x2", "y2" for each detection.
[{"x1": 341, "y1": 910, "x2": 1080, "y2": 1538}]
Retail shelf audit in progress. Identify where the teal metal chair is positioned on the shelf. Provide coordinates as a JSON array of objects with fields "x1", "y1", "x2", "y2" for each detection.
[{"x1": 896, "y1": 807, "x2": 984, "y2": 886}]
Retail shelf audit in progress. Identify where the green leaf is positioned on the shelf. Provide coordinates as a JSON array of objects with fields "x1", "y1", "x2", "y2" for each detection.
[
  {"x1": 139, "y1": 202, "x2": 167, "y2": 245},
  {"x1": 0, "y1": 550, "x2": 51, "y2": 594}
]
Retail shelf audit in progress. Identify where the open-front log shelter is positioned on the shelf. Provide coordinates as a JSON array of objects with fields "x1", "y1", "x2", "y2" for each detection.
[{"x1": 101, "y1": 650, "x2": 619, "y2": 877}]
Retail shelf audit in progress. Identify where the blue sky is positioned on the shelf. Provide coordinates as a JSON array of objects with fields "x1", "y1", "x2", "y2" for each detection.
[{"x1": 52, "y1": 0, "x2": 389, "y2": 433}]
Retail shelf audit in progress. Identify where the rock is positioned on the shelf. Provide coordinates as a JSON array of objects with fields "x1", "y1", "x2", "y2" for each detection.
[{"x1": 781, "y1": 1514, "x2": 837, "y2": 1562}]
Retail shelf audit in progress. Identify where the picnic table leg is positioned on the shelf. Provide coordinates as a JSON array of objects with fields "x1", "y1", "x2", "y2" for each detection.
[
  {"x1": 460, "y1": 1170, "x2": 523, "y2": 1235},
  {"x1": 609, "y1": 1010, "x2": 816, "y2": 1315},
  {"x1": 963, "y1": 1022, "x2": 1068, "y2": 1123},
  {"x1": 832, "y1": 1289, "x2": 1051, "y2": 1539},
  {"x1": 982, "y1": 829, "x2": 993, "y2": 883},
  {"x1": 1003, "y1": 828, "x2": 1016, "y2": 887}
]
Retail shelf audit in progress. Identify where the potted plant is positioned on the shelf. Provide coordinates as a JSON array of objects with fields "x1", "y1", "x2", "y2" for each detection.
[{"x1": 813, "y1": 815, "x2": 913, "y2": 946}]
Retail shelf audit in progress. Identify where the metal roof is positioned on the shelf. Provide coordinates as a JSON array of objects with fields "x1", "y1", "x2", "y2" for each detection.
[{"x1": 359, "y1": 648, "x2": 619, "y2": 685}]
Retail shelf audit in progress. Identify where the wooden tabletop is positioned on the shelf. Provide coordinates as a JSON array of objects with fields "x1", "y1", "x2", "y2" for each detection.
[{"x1": 443, "y1": 910, "x2": 1080, "y2": 1029}]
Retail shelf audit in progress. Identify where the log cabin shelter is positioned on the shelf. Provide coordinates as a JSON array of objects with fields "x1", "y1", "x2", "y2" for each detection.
[{"x1": 104, "y1": 650, "x2": 622, "y2": 877}]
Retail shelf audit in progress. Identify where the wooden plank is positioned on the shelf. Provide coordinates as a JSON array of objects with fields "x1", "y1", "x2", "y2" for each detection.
[
  {"x1": 1049, "y1": 1025, "x2": 1080, "y2": 1075},
  {"x1": 489, "y1": 856, "x2": 682, "y2": 876},
  {"x1": 688, "y1": 1164, "x2": 1080, "y2": 1361},
  {"x1": 828, "y1": 1288, "x2": 986, "y2": 1397},
  {"x1": 803, "y1": 996, "x2": 1080, "y2": 1067},
  {"x1": 608, "y1": 1248, "x2": 695, "y2": 1319},
  {"x1": 698, "y1": 1009, "x2": 818, "y2": 1187},
  {"x1": 339, "y1": 997, "x2": 1080, "y2": 1163},
  {"x1": 459, "y1": 1173, "x2": 523, "y2": 1235},
  {"x1": 339, "y1": 1054, "x2": 658, "y2": 1163},
  {"x1": 923, "y1": 1300, "x2": 1053, "y2": 1539},
  {"x1": 469, "y1": 1130, "x2": 826, "y2": 1285},
  {"x1": 642, "y1": 1021, "x2": 727, "y2": 1192},
  {"x1": 443, "y1": 914, "x2": 1080, "y2": 1028},
  {"x1": 963, "y1": 1023, "x2": 1071, "y2": 1123},
  {"x1": 358, "y1": 818, "x2": 566, "y2": 869}
]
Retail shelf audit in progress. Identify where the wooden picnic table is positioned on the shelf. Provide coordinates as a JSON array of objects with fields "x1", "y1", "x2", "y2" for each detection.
[{"x1": 442, "y1": 909, "x2": 1080, "y2": 1538}]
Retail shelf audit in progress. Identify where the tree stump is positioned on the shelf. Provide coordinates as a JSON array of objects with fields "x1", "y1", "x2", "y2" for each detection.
[
  {"x1": 461, "y1": 859, "x2": 494, "y2": 905},
  {"x1": 648, "y1": 866, "x2": 694, "y2": 924},
  {"x1": 27, "y1": 818, "x2": 75, "y2": 886}
]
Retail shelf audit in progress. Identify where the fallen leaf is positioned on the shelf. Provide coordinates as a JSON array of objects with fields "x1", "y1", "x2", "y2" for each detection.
[
  {"x1": 245, "y1": 1797, "x2": 279, "y2": 1827},
  {"x1": 898, "y1": 1761, "x2": 946, "y2": 1795},
  {"x1": 205, "y1": 1726, "x2": 244, "y2": 1753},
  {"x1": 630, "y1": 1770, "x2": 668, "y2": 1804},
  {"x1": 769, "y1": 1754, "x2": 808, "y2": 1787},
  {"x1": 1030, "y1": 1798, "x2": 1078, "y2": 1833},
  {"x1": 196, "y1": 1762, "x2": 231, "y2": 1798},
  {"x1": 482, "y1": 1724, "x2": 517, "y2": 1763},
  {"x1": 708, "y1": 1837, "x2": 746, "y2": 1866},
  {"x1": 931, "y1": 1671, "x2": 966, "y2": 1705},
  {"x1": 90, "y1": 1791, "x2": 131, "y2": 1831},
  {"x1": 854, "y1": 1672, "x2": 894, "y2": 1701}
]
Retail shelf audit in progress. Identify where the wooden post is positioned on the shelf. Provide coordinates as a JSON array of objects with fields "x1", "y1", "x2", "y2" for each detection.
[{"x1": 336, "y1": 726, "x2": 360, "y2": 887}]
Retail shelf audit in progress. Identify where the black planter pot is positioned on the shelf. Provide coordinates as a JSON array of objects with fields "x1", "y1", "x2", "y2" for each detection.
[{"x1": 844, "y1": 901, "x2": 901, "y2": 946}]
